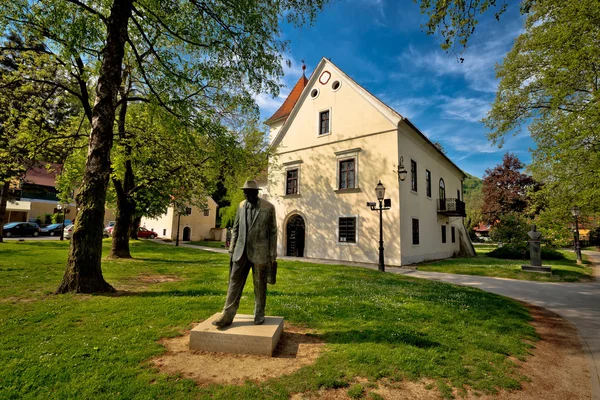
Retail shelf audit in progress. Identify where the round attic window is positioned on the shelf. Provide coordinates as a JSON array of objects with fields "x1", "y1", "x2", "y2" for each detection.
[
  {"x1": 319, "y1": 71, "x2": 331, "y2": 84},
  {"x1": 310, "y1": 88, "x2": 319, "y2": 98},
  {"x1": 332, "y1": 80, "x2": 341, "y2": 91}
]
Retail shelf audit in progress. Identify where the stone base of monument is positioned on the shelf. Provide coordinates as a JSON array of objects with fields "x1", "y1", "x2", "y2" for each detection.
[
  {"x1": 189, "y1": 313, "x2": 284, "y2": 356},
  {"x1": 521, "y1": 265, "x2": 552, "y2": 273}
]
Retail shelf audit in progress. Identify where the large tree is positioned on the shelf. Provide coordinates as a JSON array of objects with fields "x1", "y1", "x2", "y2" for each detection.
[
  {"x1": 481, "y1": 153, "x2": 536, "y2": 222},
  {"x1": 485, "y1": 0, "x2": 600, "y2": 214},
  {"x1": 0, "y1": 32, "x2": 84, "y2": 241},
  {"x1": 0, "y1": 0, "x2": 328, "y2": 293}
]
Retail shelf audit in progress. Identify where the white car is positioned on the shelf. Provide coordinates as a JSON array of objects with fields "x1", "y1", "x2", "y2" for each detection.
[{"x1": 63, "y1": 225, "x2": 74, "y2": 239}]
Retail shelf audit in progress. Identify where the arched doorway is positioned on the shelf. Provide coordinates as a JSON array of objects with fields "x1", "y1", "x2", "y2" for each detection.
[
  {"x1": 183, "y1": 226, "x2": 191, "y2": 241},
  {"x1": 286, "y1": 214, "x2": 305, "y2": 257}
]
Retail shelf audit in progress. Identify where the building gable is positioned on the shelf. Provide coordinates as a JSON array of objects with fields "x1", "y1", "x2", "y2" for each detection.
[{"x1": 270, "y1": 58, "x2": 402, "y2": 152}]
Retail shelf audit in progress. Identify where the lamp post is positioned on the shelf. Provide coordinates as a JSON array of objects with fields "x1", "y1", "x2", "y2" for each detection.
[
  {"x1": 57, "y1": 203, "x2": 65, "y2": 241},
  {"x1": 570, "y1": 205, "x2": 583, "y2": 264},
  {"x1": 367, "y1": 181, "x2": 391, "y2": 272},
  {"x1": 176, "y1": 209, "x2": 182, "y2": 247}
]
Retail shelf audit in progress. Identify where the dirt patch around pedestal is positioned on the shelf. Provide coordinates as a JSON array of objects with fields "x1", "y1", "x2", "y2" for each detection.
[
  {"x1": 151, "y1": 304, "x2": 590, "y2": 399},
  {"x1": 151, "y1": 324, "x2": 325, "y2": 386}
]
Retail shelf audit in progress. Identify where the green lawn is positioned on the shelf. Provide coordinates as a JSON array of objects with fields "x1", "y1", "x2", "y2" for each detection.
[
  {"x1": 188, "y1": 240, "x2": 226, "y2": 249},
  {"x1": 0, "y1": 241, "x2": 540, "y2": 399},
  {"x1": 417, "y1": 246, "x2": 594, "y2": 282}
]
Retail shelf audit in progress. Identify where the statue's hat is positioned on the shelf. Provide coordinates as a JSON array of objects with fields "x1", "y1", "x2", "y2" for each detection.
[{"x1": 240, "y1": 180, "x2": 261, "y2": 190}]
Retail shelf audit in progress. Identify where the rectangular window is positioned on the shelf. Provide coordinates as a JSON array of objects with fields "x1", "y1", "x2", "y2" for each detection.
[
  {"x1": 426, "y1": 170, "x2": 431, "y2": 197},
  {"x1": 457, "y1": 189, "x2": 461, "y2": 201},
  {"x1": 319, "y1": 110, "x2": 330, "y2": 135},
  {"x1": 163, "y1": 229, "x2": 166, "y2": 236},
  {"x1": 185, "y1": 207, "x2": 192, "y2": 215},
  {"x1": 411, "y1": 159, "x2": 417, "y2": 192},
  {"x1": 339, "y1": 159, "x2": 355, "y2": 189},
  {"x1": 442, "y1": 225, "x2": 447, "y2": 243},
  {"x1": 451, "y1": 226, "x2": 456, "y2": 243},
  {"x1": 203, "y1": 209, "x2": 210, "y2": 216},
  {"x1": 412, "y1": 218, "x2": 419, "y2": 245},
  {"x1": 338, "y1": 217, "x2": 356, "y2": 243},
  {"x1": 286, "y1": 169, "x2": 298, "y2": 195}
]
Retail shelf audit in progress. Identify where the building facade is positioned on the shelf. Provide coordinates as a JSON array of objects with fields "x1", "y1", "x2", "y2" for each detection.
[
  {"x1": 140, "y1": 198, "x2": 219, "y2": 242},
  {"x1": 3, "y1": 165, "x2": 77, "y2": 225},
  {"x1": 266, "y1": 58, "x2": 473, "y2": 266}
]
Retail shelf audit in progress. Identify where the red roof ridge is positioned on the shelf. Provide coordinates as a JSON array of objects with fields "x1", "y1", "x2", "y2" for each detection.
[{"x1": 265, "y1": 75, "x2": 308, "y2": 124}]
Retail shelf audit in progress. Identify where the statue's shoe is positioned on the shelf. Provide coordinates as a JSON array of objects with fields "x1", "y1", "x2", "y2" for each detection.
[
  {"x1": 254, "y1": 315, "x2": 265, "y2": 325},
  {"x1": 212, "y1": 315, "x2": 234, "y2": 327}
]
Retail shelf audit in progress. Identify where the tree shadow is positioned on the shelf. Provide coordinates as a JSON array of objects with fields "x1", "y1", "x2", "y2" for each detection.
[
  {"x1": 318, "y1": 327, "x2": 441, "y2": 348},
  {"x1": 96, "y1": 288, "x2": 227, "y2": 297}
]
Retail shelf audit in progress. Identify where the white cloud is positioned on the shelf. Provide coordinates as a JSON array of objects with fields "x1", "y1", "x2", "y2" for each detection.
[
  {"x1": 446, "y1": 134, "x2": 499, "y2": 154},
  {"x1": 438, "y1": 97, "x2": 491, "y2": 122},
  {"x1": 397, "y1": 17, "x2": 524, "y2": 93}
]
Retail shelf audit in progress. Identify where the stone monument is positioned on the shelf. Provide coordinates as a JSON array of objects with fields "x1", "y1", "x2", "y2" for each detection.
[
  {"x1": 521, "y1": 225, "x2": 552, "y2": 273},
  {"x1": 189, "y1": 180, "x2": 283, "y2": 356}
]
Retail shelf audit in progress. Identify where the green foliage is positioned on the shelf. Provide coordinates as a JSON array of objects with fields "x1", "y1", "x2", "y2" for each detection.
[
  {"x1": 0, "y1": 240, "x2": 543, "y2": 397},
  {"x1": 589, "y1": 227, "x2": 600, "y2": 246},
  {"x1": 348, "y1": 384, "x2": 365, "y2": 399},
  {"x1": 416, "y1": 0, "x2": 509, "y2": 52},
  {"x1": 484, "y1": 0, "x2": 600, "y2": 216},
  {"x1": 487, "y1": 244, "x2": 564, "y2": 260},
  {"x1": 50, "y1": 213, "x2": 65, "y2": 224},
  {"x1": 489, "y1": 213, "x2": 530, "y2": 244}
]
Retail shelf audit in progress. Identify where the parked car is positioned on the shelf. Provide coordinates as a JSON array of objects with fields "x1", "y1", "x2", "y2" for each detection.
[
  {"x1": 137, "y1": 227, "x2": 157, "y2": 239},
  {"x1": 3, "y1": 222, "x2": 41, "y2": 237},
  {"x1": 105, "y1": 226, "x2": 114, "y2": 237},
  {"x1": 41, "y1": 223, "x2": 64, "y2": 236},
  {"x1": 106, "y1": 221, "x2": 115, "y2": 227},
  {"x1": 63, "y1": 224, "x2": 74, "y2": 239},
  {"x1": 103, "y1": 227, "x2": 110, "y2": 238}
]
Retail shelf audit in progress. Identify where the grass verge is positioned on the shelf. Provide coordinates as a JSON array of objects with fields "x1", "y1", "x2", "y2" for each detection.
[
  {"x1": 188, "y1": 240, "x2": 226, "y2": 249},
  {"x1": 417, "y1": 246, "x2": 594, "y2": 282},
  {"x1": 0, "y1": 240, "x2": 538, "y2": 399}
]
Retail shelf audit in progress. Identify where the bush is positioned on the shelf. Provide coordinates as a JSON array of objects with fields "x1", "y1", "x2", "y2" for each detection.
[
  {"x1": 487, "y1": 244, "x2": 565, "y2": 260},
  {"x1": 489, "y1": 213, "x2": 530, "y2": 244}
]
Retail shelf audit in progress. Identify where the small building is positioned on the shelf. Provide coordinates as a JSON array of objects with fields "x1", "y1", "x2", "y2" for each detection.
[
  {"x1": 3, "y1": 164, "x2": 77, "y2": 224},
  {"x1": 140, "y1": 198, "x2": 219, "y2": 242},
  {"x1": 266, "y1": 58, "x2": 473, "y2": 266}
]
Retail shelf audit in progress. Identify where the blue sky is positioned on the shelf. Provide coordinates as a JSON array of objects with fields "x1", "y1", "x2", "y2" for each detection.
[{"x1": 255, "y1": 0, "x2": 533, "y2": 178}]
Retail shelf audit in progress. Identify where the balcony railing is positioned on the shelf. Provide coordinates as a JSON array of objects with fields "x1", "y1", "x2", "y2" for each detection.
[{"x1": 437, "y1": 198, "x2": 466, "y2": 217}]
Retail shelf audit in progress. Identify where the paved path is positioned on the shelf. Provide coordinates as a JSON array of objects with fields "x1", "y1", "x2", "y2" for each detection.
[
  {"x1": 393, "y1": 253, "x2": 600, "y2": 400},
  {"x1": 153, "y1": 240, "x2": 600, "y2": 399}
]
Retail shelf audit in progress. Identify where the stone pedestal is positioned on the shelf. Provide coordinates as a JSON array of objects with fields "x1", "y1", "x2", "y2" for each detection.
[
  {"x1": 189, "y1": 313, "x2": 284, "y2": 356},
  {"x1": 521, "y1": 265, "x2": 552, "y2": 273}
]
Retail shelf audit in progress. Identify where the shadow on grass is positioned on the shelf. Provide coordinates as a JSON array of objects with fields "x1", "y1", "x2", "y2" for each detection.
[
  {"x1": 320, "y1": 327, "x2": 441, "y2": 348},
  {"x1": 95, "y1": 288, "x2": 227, "y2": 297}
]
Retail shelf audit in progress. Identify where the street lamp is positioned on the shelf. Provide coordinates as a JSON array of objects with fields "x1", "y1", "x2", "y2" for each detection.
[
  {"x1": 367, "y1": 181, "x2": 391, "y2": 272},
  {"x1": 396, "y1": 156, "x2": 408, "y2": 182},
  {"x1": 57, "y1": 203, "x2": 66, "y2": 241},
  {"x1": 570, "y1": 205, "x2": 583, "y2": 264}
]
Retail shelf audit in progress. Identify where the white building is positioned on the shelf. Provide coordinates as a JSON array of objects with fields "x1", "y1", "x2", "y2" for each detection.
[
  {"x1": 266, "y1": 58, "x2": 474, "y2": 266},
  {"x1": 140, "y1": 198, "x2": 221, "y2": 242}
]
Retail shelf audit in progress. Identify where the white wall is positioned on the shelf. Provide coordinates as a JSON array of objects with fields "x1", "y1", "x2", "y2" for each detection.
[{"x1": 398, "y1": 121, "x2": 465, "y2": 264}]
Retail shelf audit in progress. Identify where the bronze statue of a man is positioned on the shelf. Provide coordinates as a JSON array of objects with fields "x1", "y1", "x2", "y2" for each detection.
[{"x1": 213, "y1": 180, "x2": 278, "y2": 327}]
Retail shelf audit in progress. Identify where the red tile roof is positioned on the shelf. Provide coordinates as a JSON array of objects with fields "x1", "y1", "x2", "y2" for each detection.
[
  {"x1": 23, "y1": 163, "x2": 61, "y2": 187},
  {"x1": 265, "y1": 75, "x2": 308, "y2": 124}
]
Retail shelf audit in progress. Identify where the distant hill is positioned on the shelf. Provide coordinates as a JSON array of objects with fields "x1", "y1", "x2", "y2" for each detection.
[{"x1": 463, "y1": 173, "x2": 482, "y2": 196}]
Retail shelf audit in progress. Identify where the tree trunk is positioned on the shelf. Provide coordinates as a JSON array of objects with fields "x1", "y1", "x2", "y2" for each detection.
[
  {"x1": 0, "y1": 181, "x2": 10, "y2": 243},
  {"x1": 130, "y1": 215, "x2": 141, "y2": 239},
  {"x1": 108, "y1": 177, "x2": 134, "y2": 258},
  {"x1": 57, "y1": 0, "x2": 133, "y2": 294},
  {"x1": 108, "y1": 72, "x2": 134, "y2": 259}
]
